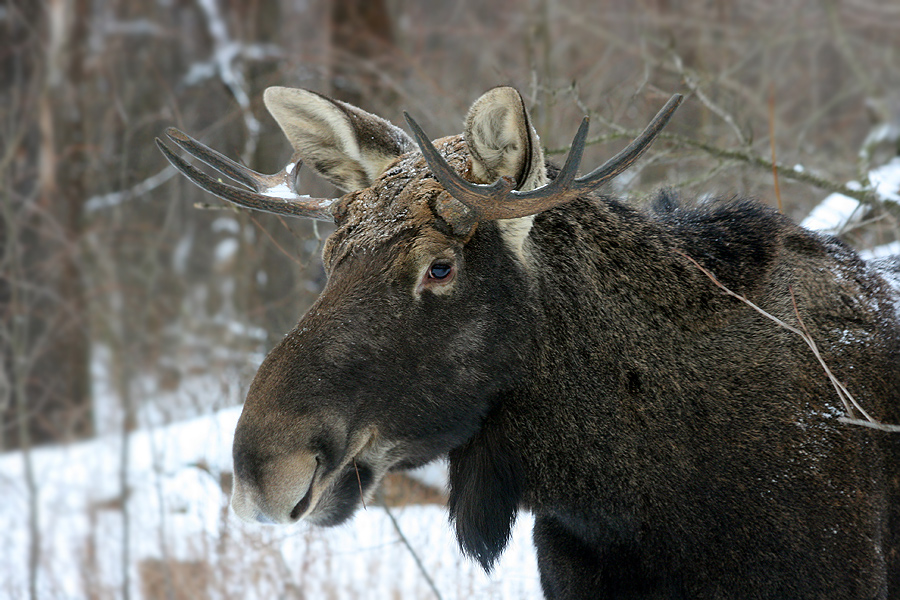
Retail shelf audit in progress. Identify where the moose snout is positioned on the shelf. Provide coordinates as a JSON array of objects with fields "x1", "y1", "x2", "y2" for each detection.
[{"x1": 231, "y1": 451, "x2": 319, "y2": 524}]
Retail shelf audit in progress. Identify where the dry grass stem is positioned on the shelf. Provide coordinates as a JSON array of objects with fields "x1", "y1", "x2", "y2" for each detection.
[{"x1": 353, "y1": 458, "x2": 367, "y2": 510}]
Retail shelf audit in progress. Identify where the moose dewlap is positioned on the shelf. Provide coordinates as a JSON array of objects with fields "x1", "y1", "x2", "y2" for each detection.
[{"x1": 158, "y1": 86, "x2": 900, "y2": 599}]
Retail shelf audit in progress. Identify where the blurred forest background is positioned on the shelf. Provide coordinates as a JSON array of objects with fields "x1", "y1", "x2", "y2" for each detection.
[{"x1": 2, "y1": 0, "x2": 899, "y2": 597}]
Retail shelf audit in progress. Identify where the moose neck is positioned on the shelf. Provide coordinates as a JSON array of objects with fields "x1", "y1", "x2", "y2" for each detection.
[
  {"x1": 446, "y1": 193, "x2": 720, "y2": 567},
  {"x1": 446, "y1": 191, "x2": 789, "y2": 563},
  {"x1": 516, "y1": 195, "x2": 705, "y2": 472}
]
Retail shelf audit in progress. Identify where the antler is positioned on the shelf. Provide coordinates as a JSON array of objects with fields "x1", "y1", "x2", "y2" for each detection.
[
  {"x1": 156, "y1": 128, "x2": 338, "y2": 221},
  {"x1": 404, "y1": 93, "x2": 684, "y2": 221}
]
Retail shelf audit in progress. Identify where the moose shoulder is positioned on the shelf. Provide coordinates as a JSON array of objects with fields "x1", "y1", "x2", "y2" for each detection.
[{"x1": 158, "y1": 86, "x2": 900, "y2": 599}]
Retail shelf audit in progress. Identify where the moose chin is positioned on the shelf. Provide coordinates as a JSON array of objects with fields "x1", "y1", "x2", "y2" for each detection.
[{"x1": 158, "y1": 85, "x2": 900, "y2": 599}]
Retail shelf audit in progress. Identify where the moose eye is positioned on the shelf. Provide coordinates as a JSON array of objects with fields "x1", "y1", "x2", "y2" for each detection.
[{"x1": 427, "y1": 262, "x2": 454, "y2": 282}]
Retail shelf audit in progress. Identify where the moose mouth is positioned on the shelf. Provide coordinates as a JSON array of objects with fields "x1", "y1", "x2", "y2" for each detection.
[
  {"x1": 289, "y1": 459, "x2": 318, "y2": 521},
  {"x1": 302, "y1": 459, "x2": 376, "y2": 527}
]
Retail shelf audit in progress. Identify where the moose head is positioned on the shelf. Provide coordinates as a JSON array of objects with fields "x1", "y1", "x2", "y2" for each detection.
[{"x1": 158, "y1": 87, "x2": 680, "y2": 528}]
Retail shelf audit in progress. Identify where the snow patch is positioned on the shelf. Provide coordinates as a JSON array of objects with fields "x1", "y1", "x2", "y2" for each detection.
[
  {"x1": 800, "y1": 193, "x2": 862, "y2": 234},
  {"x1": 869, "y1": 156, "x2": 900, "y2": 204},
  {"x1": 860, "y1": 241, "x2": 900, "y2": 261},
  {"x1": 261, "y1": 182, "x2": 296, "y2": 199}
]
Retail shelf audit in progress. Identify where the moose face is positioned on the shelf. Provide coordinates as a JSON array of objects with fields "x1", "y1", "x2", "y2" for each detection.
[{"x1": 156, "y1": 85, "x2": 679, "y2": 528}]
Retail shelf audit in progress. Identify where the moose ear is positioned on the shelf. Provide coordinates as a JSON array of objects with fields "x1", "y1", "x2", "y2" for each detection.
[
  {"x1": 263, "y1": 86, "x2": 414, "y2": 192},
  {"x1": 464, "y1": 86, "x2": 548, "y2": 192}
]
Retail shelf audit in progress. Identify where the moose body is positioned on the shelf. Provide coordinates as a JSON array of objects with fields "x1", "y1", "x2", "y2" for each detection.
[{"x1": 159, "y1": 86, "x2": 900, "y2": 598}]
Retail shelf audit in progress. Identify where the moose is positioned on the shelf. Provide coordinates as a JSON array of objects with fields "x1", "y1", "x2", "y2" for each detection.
[{"x1": 158, "y1": 85, "x2": 900, "y2": 599}]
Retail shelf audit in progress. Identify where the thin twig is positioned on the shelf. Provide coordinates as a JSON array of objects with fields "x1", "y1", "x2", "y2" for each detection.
[
  {"x1": 194, "y1": 202, "x2": 320, "y2": 270},
  {"x1": 382, "y1": 503, "x2": 444, "y2": 600},
  {"x1": 787, "y1": 286, "x2": 869, "y2": 420},
  {"x1": 675, "y1": 250, "x2": 889, "y2": 430},
  {"x1": 666, "y1": 159, "x2": 735, "y2": 191},
  {"x1": 671, "y1": 51, "x2": 748, "y2": 146},
  {"x1": 837, "y1": 418, "x2": 900, "y2": 433},
  {"x1": 248, "y1": 214, "x2": 306, "y2": 267}
]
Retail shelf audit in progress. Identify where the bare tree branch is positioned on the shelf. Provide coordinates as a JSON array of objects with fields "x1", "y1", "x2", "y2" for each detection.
[
  {"x1": 547, "y1": 129, "x2": 895, "y2": 210},
  {"x1": 186, "y1": 0, "x2": 281, "y2": 164},
  {"x1": 84, "y1": 166, "x2": 177, "y2": 213},
  {"x1": 670, "y1": 51, "x2": 749, "y2": 146}
]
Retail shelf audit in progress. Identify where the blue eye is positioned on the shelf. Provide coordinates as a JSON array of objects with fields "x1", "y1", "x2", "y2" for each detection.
[{"x1": 427, "y1": 263, "x2": 453, "y2": 281}]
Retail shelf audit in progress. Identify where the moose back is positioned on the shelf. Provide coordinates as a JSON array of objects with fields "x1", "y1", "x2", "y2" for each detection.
[{"x1": 158, "y1": 86, "x2": 900, "y2": 599}]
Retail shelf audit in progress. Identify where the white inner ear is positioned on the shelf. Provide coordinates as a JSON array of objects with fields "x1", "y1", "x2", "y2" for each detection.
[
  {"x1": 468, "y1": 110, "x2": 523, "y2": 184},
  {"x1": 288, "y1": 96, "x2": 363, "y2": 162},
  {"x1": 465, "y1": 87, "x2": 548, "y2": 265},
  {"x1": 263, "y1": 87, "x2": 411, "y2": 192},
  {"x1": 466, "y1": 87, "x2": 529, "y2": 185}
]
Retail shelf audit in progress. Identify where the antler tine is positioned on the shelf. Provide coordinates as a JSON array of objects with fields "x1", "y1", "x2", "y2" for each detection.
[
  {"x1": 502, "y1": 116, "x2": 590, "y2": 203},
  {"x1": 403, "y1": 112, "x2": 518, "y2": 207},
  {"x1": 468, "y1": 117, "x2": 591, "y2": 220},
  {"x1": 406, "y1": 94, "x2": 683, "y2": 222},
  {"x1": 571, "y1": 93, "x2": 684, "y2": 190},
  {"x1": 156, "y1": 136, "x2": 337, "y2": 221},
  {"x1": 164, "y1": 127, "x2": 270, "y2": 192}
]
